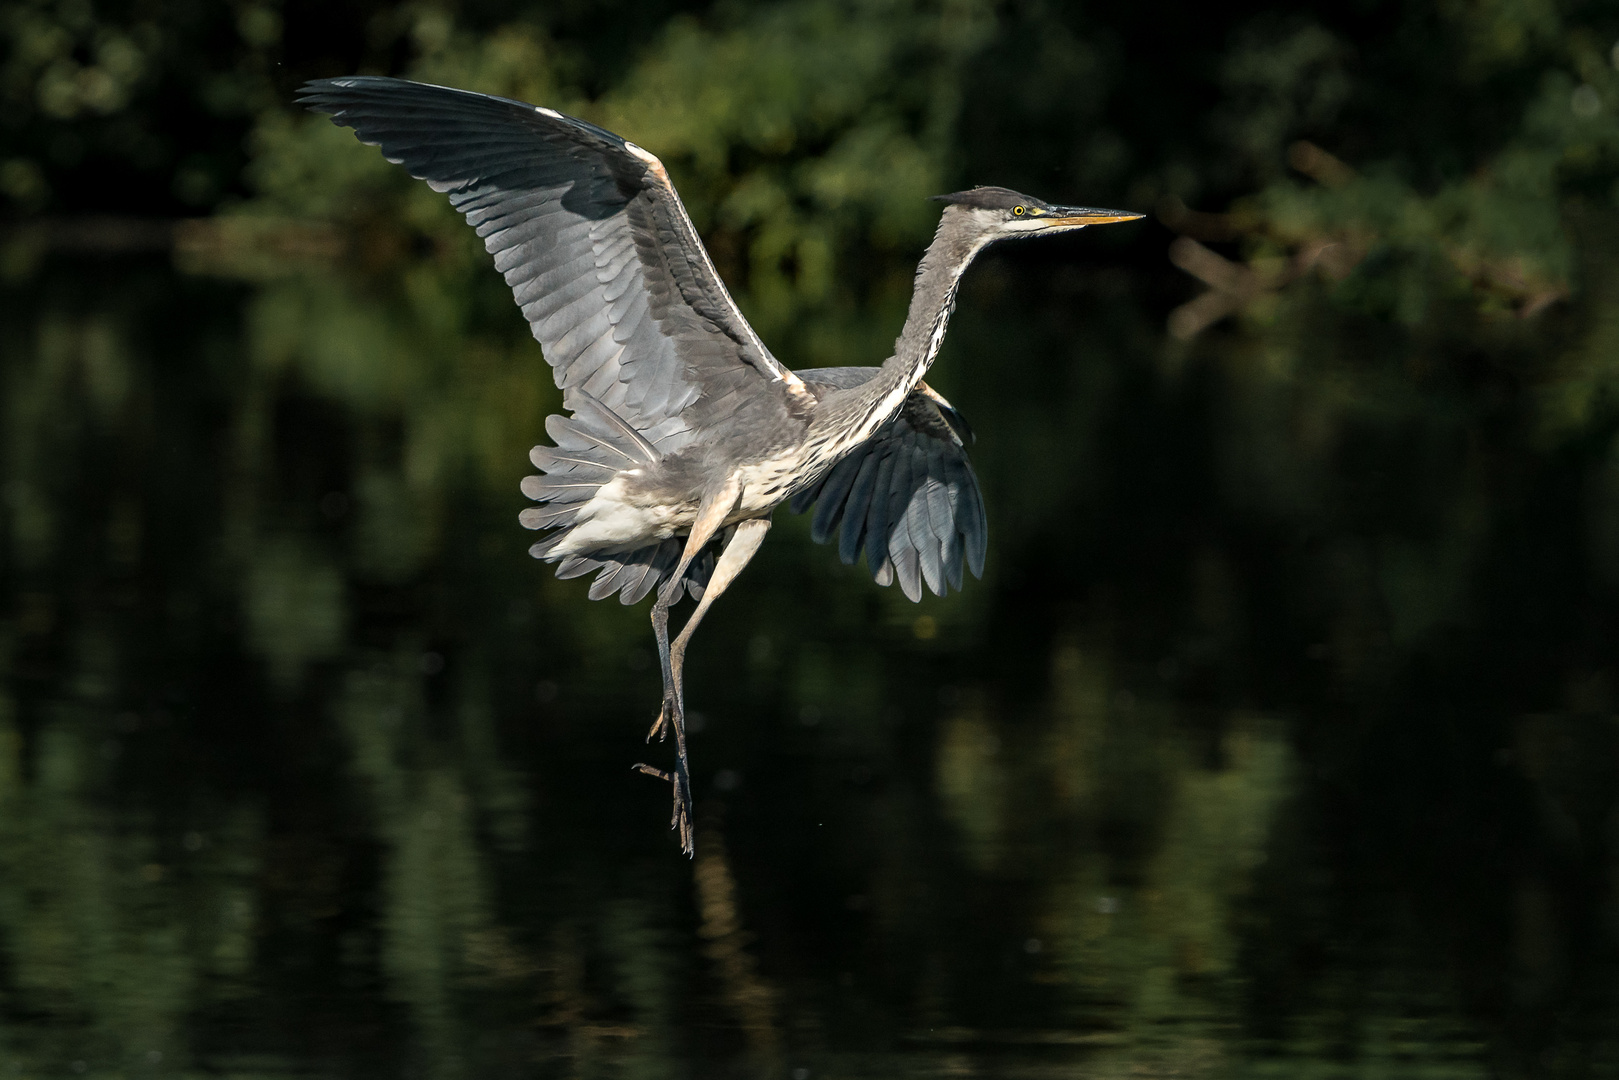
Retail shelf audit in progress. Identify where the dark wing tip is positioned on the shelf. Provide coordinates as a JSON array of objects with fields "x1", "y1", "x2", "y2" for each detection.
[
  {"x1": 295, "y1": 74, "x2": 404, "y2": 112},
  {"x1": 292, "y1": 76, "x2": 649, "y2": 182}
]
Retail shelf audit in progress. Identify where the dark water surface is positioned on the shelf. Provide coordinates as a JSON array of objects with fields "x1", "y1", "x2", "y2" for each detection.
[{"x1": 2, "y1": 247, "x2": 1615, "y2": 1078}]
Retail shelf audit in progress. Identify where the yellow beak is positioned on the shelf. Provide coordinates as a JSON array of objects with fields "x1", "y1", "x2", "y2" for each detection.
[{"x1": 1045, "y1": 208, "x2": 1146, "y2": 227}]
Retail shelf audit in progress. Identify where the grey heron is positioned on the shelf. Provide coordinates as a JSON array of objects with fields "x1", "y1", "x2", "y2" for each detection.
[{"x1": 298, "y1": 76, "x2": 1142, "y2": 854}]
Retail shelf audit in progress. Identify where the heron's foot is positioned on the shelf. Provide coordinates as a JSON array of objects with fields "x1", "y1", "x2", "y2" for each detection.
[
  {"x1": 632, "y1": 761, "x2": 695, "y2": 856},
  {"x1": 644, "y1": 691, "x2": 678, "y2": 743}
]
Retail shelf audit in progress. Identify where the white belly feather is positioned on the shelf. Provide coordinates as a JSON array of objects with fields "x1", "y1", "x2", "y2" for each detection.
[
  {"x1": 548, "y1": 475, "x2": 685, "y2": 557},
  {"x1": 547, "y1": 445, "x2": 843, "y2": 559}
]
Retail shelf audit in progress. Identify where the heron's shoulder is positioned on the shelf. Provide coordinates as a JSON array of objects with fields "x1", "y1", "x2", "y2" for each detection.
[
  {"x1": 794, "y1": 366, "x2": 881, "y2": 391},
  {"x1": 902, "y1": 387, "x2": 972, "y2": 446},
  {"x1": 794, "y1": 366, "x2": 972, "y2": 445}
]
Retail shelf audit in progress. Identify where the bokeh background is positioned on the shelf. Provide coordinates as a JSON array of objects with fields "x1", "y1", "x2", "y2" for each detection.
[{"x1": 4, "y1": 0, "x2": 1619, "y2": 1075}]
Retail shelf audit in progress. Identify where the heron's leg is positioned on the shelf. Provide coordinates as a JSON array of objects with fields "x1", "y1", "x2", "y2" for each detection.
[
  {"x1": 647, "y1": 478, "x2": 741, "y2": 741},
  {"x1": 635, "y1": 477, "x2": 740, "y2": 855},
  {"x1": 667, "y1": 517, "x2": 771, "y2": 709},
  {"x1": 636, "y1": 516, "x2": 771, "y2": 856}
]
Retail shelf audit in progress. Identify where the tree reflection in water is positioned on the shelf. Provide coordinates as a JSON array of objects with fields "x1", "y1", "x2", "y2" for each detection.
[{"x1": 1, "y1": 224, "x2": 1611, "y2": 1073}]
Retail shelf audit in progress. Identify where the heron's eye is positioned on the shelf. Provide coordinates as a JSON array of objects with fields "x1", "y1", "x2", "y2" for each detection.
[{"x1": 1013, "y1": 205, "x2": 1026, "y2": 216}]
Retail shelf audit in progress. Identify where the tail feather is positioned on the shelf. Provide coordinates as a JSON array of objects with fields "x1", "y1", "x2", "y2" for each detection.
[
  {"x1": 555, "y1": 553, "x2": 598, "y2": 580},
  {"x1": 588, "y1": 559, "x2": 634, "y2": 601},
  {"x1": 520, "y1": 475, "x2": 600, "y2": 504},
  {"x1": 543, "y1": 412, "x2": 641, "y2": 462},
  {"x1": 566, "y1": 390, "x2": 661, "y2": 464},
  {"x1": 519, "y1": 504, "x2": 578, "y2": 530},
  {"x1": 527, "y1": 445, "x2": 618, "y2": 479},
  {"x1": 522, "y1": 402, "x2": 711, "y2": 605},
  {"x1": 620, "y1": 554, "x2": 662, "y2": 605},
  {"x1": 527, "y1": 530, "x2": 569, "y2": 560},
  {"x1": 553, "y1": 539, "x2": 713, "y2": 605}
]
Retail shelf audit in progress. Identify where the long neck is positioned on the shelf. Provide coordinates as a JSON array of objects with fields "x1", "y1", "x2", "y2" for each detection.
[{"x1": 816, "y1": 213, "x2": 985, "y2": 437}]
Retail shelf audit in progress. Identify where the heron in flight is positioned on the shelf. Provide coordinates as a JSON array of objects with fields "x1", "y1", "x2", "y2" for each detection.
[{"x1": 299, "y1": 76, "x2": 1142, "y2": 854}]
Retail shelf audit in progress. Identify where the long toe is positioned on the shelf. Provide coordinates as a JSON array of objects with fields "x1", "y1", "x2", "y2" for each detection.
[
  {"x1": 672, "y1": 759, "x2": 694, "y2": 856},
  {"x1": 672, "y1": 781, "x2": 693, "y2": 855},
  {"x1": 645, "y1": 698, "x2": 675, "y2": 743},
  {"x1": 633, "y1": 762, "x2": 694, "y2": 855}
]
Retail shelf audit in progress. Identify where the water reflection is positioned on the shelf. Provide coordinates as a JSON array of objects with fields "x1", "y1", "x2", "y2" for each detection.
[{"x1": 2, "y1": 230, "x2": 1617, "y2": 1075}]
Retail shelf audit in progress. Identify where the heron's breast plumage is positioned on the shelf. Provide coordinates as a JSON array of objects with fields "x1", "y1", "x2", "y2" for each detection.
[
  {"x1": 731, "y1": 418, "x2": 888, "y2": 516},
  {"x1": 732, "y1": 449, "x2": 825, "y2": 514}
]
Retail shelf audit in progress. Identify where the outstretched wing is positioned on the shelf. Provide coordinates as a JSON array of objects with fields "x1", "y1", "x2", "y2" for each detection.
[
  {"x1": 297, "y1": 76, "x2": 810, "y2": 452},
  {"x1": 791, "y1": 369, "x2": 987, "y2": 601}
]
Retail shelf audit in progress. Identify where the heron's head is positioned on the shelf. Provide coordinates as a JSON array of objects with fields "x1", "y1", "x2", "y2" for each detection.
[{"x1": 932, "y1": 186, "x2": 1142, "y2": 243}]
